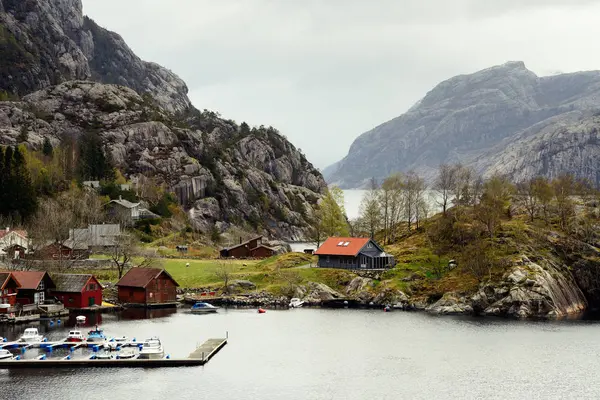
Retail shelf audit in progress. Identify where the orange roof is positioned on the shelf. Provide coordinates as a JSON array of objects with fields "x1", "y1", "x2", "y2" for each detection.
[
  {"x1": 0, "y1": 230, "x2": 27, "y2": 239},
  {"x1": 10, "y1": 271, "x2": 47, "y2": 290},
  {"x1": 314, "y1": 237, "x2": 371, "y2": 256}
]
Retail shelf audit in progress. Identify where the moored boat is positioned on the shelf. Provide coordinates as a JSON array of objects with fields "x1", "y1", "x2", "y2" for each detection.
[
  {"x1": 86, "y1": 327, "x2": 106, "y2": 343},
  {"x1": 93, "y1": 351, "x2": 115, "y2": 360},
  {"x1": 190, "y1": 302, "x2": 219, "y2": 314},
  {"x1": 66, "y1": 330, "x2": 85, "y2": 342},
  {"x1": 76, "y1": 315, "x2": 86, "y2": 325},
  {"x1": 289, "y1": 298, "x2": 304, "y2": 308},
  {"x1": 116, "y1": 349, "x2": 137, "y2": 359},
  {"x1": 138, "y1": 337, "x2": 164, "y2": 359},
  {"x1": 19, "y1": 328, "x2": 45, "y2": 343},
  {"x1": 0, "y1": 349, "x2": 15, "y2": 360}
]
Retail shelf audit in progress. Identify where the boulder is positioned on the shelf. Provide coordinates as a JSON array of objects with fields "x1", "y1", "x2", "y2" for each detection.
[
  {"x1": 227, "y1": 280, "x2": 257, "y2": 292},
  {"x1": 426, "y1": 292, "x2": 474, "y2": 315},
  {"x1": 302, "y1": 282, "x2": 342, "y2": 303}
]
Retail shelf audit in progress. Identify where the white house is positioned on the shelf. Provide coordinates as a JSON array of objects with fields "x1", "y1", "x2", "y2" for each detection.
[{"x1": 0, "y1": 228, "x2": 29, "y2": 257}]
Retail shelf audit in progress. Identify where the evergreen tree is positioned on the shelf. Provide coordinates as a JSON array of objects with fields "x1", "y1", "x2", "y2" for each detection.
[
  {"x1": 42, "y1": 137, "x2": 54, "y2": 158},
  {"x1": 11, "y1": 147, "x2": 37, "y2": 220},
  {"x1": 3, "y1": 146, "x2": 14, "y2": 215},
  {"x1": 78, "y1": 132, "x2": 114, "y2": 181},
  {"x1": 0, "y1": 147, "x2": 5, "y2": 216}
]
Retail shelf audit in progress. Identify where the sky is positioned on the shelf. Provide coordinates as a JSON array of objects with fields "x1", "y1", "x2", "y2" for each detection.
[{"x1": 82, "y1": 0, "x2": 600, "y2": 170}]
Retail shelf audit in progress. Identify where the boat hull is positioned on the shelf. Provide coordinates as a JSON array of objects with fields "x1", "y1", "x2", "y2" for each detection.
[
  {"x1": 190, "y1": 309, "x2": 218, "y2": 314},
  {"x1": 66, "y1": 338, "x2": 84, "y2": 342},
  {"x1": 138, "y1": 351, "x2": 164, "y2": 360}
]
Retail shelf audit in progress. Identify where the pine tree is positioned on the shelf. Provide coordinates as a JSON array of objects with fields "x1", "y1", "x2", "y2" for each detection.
[
  {"x1": 42, "y1": 137, "x2": 53, "y2": 158},
  {"x1": 11, "y1": 146, "x2": 37, "y2": 220},
  {"x1": 78, "y1": 132, "x2": 114, "y2": 181}
]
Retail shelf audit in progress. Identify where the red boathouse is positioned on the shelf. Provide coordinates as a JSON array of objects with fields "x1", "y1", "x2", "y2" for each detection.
[
  {"x1": 0, "y1": 273, "x2": 20, "y2": 309},
  {"x1": 116, "y1": 268, "x2": 179, "y2": 306},
  {"x1": 51, "y1": 274, "x2": 103, "y2": 309}
]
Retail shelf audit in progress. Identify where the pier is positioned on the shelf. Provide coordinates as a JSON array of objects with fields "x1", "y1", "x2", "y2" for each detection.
[{"x1": 0, "y1": 338, "x2": 228, "y2": 369}]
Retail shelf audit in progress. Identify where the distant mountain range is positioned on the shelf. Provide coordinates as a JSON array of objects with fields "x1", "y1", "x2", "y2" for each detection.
[{"x1": 324, "y1": 61, "x2": 600, "y2": 188}]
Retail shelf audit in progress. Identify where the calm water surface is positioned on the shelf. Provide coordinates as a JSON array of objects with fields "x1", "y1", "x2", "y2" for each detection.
[{"x1": 1, "y1": 309, "x2": 600, "y2": 400}]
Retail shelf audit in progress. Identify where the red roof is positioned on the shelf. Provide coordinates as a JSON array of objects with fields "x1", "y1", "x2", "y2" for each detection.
[
  {"x1": 0, "y1": 230, "x2": 27, "y2": 239},
  {"x1": 314, "y1": 237, "x2": 372, "y2": 256},
  {"x1": 116, "y1": 268, "x2": 179, "y2": 288},
  {"x1": 10, "y1": 271, "x2": 47, "y2": 290}
]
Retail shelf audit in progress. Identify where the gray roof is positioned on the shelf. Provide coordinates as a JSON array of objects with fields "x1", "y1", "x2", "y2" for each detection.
[
  {"x1": 88, "y1": 224, "x2": 121, "y2": 247},
  {"x1": 52, "y1": 274, "x2": 94, "y2": 293},
  {"x1": 66, "y1": 229, "x2": 90, "y2": 250},
  {"x1": 109, "y1": 199, "x2": 140, "y2": 209},
  {"x1": 139, "y1": 208, "x2": 160, "y2": 219}
]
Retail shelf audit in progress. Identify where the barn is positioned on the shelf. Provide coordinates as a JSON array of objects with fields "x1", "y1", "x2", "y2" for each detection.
[
  {"x1": 51, "y1": 274, "x2": 103, "y2": 309},
  {"x1": 220, "y1": 236, "x2": 274, "y2": 259},
  {"x1": 116, "y1": 268, "x2": 179, "y2": 307}
]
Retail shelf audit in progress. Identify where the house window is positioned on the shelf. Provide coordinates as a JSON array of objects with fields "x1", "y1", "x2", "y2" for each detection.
[
  {"x1": 68, "y1": 298, "x2": 74, "y2": 303},
  {"x1": 88, "y1": 284, "x2": 96, "y2": 291},
  {"x1": 367, "y1": 243, "x2": 373, "y2": 248},
  {"x1": 39, "y1": 281, "x2": 45, "y2": 290}
]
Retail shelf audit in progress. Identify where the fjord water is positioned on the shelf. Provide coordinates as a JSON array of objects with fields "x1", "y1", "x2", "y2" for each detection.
[{"x1": 1, "y1": 310, "x2": 600, "y2": 400}]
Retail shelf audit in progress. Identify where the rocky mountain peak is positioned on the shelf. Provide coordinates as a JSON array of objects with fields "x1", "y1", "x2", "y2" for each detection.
[
  {"x1": 0, "y1": 0, "x2": 190, "y2": 113},
  {"x1": 325, "y1": 62, "x2": 600, "y2": 188}
]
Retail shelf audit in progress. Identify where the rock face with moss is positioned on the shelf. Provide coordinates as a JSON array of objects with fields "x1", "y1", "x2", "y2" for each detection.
[{"x1": 0, "y1": 0, "x2": 327, "y2": 239}]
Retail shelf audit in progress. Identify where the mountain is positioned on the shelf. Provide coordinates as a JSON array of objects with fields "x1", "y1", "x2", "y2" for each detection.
[
  {"x1": 325, "y1": 61, "x2": 600, "y2": 188},
  {"x1": 0, "y1": 0, "x2": 326, "y2": 239}
]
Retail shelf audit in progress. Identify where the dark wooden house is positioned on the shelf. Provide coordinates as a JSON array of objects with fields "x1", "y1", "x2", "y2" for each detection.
[
  {"x1": 116, "y1": 268, "x2": 179, "y2": 307},
  {"x1": 50, "y1": 274, "x2": 103, "y2": 309},
  {"x1": 11, "y1": 271, "x2": 56, "y2": 305},
  {"x1": 220, "y1": 236, "x2": 274, "y2": 259},
  {"x1": 315, "y1": 237, "x2": 395, "y2": 270},
  {"x1": 34, "y1": 242, "x2": 89, "y2": 260},
  {"x1": 0, "y1": 273, "x2": 20, "y2": 309}
]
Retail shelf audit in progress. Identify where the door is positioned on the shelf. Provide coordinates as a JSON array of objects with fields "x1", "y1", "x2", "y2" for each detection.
[{"x1": 88, "y1": 296, "x2": 95, "y2": 307}]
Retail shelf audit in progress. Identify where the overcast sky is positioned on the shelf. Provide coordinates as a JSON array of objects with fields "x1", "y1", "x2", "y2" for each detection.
[{"x1": 83, "y1": 0, "x2": 600, "y2": 169}]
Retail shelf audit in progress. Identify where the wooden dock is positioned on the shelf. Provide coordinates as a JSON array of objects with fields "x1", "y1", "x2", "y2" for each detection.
[{"x1": 0, "y1": 338, "x2": 227, "y2": 369}]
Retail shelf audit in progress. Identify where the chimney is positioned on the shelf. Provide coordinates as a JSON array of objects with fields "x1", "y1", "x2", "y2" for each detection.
[
  {"x1": 119, "y1": 195, "x2": 122, "y2": 201},
  {"x1": 239, "y1": 237, "x2": 242, "y2": 244},
  {"x1": 5, "y1": 227, "x2": 9, "y2": 233}
]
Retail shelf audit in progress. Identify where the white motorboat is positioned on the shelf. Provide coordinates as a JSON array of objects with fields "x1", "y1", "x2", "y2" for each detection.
[
  {"x1": 76, "y1": 315, "x2": 86, "y2": 324},
  {"x1": 0, "y1": 349, "x2": 14, "y2": 360},
  {"x1": 106, "y1": 336, "x2": 128, "y2": 350},
  {"x1": 138, "y1": 337, "x2": 164, "y2": 359},
  {"x1": 116, "y1": 349, "x2": 137, "y2": 359},
  {"x1": 289, "y1": 298, "x2": 304, "y2": 308},
  {"x1": 92, "y1": 351, "x2": 114, "y2": 360},
  {"x1": 19, "y1": 328, "x2": 45, "y2": 343},
  {"x1": 190, "y1": 302, "x2": 219, "y2": 314}
]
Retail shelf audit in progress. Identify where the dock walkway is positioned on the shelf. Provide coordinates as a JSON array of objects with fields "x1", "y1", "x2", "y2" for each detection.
[{"x1": 0, "y1": 338, "x2": 227, "y2": 369}]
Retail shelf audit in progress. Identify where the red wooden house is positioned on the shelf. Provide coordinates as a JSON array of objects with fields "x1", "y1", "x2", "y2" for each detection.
[
  {"x1": 116, "y1": 268, "x2": 179, "y2": 307},
  {"x1": 0, "y1": 273, "x2": 20, "y2": 310},
  {"x1": 219, "y1": 236, "x2": 275, "y2": 259},
  {"x1": 11, "y1": 271, "x2": 56, "y2": 306},
  {"x1": 50, "y1": 274, "x2": 102, "y2": 309}
]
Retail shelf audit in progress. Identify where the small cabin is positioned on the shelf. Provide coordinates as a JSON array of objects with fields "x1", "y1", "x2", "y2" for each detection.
[
  {"x1": 220, "y1": 236, "x2": 274, "y2": 259},
  {"x1": 51, "y1": 274, "x2": 103, "y2": 309},
  {"x1": 0, "y1": 273, "x2": 20, "y2": 309},
  {"x1": 11, "y1": 271, "x2": 56, "y2": 305},
  {"x1": 315, "y1": 237, "x2": 395, "y2": 270},
  {"x1": 116, "y1": 268, "x2": 179, "y2": 307}
]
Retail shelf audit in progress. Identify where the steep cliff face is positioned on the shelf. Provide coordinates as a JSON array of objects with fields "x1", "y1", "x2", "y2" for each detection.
[
  {"x1": 0, "y1": 81, "x2": 326, "y2": 239},
  {"x1": 0, "y1": 0, "x2": 190, "y2": 113},
  {"x1": 326, "y1": 62, "x2": 600, "y2": 188},
  {"x1": 0, "y1": 0, "x2": 327, "y2": 239}
]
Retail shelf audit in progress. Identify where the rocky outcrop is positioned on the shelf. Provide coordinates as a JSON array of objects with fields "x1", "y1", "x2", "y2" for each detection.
[
  {"x1": 0, "y1": 80, "x2": 326, "y2": 239},
  {"x1": 325, "y1": 61, "x2": 600, "y2": 187},
  {"x1": 0, "y1": 0, "x2": 190, "y2": 113},
  {"x1": 425, "y1": 256, "x2": 587, "y2": 319},
  {"x1": 302, "y1": 282, "x2": 343, "y2": 304}
]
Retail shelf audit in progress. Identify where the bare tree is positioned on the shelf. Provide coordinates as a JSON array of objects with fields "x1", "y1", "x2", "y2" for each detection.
[
  {"x1": 433, "y1": 164, "x2": 456, "y2": 215},
  {"x1": 553, "y1": 174, "x2": 576, "y2": 230},
  {"x1": 359, "y1": 184, "x2": 381, "y2": 238},
  {"x1": 403, "y1": 171, "x2": 425, "y2": 231},
  {"x1": 517, "y1": 177, "x2": 543, "y2": 222},
  {"x1": 215, "y1": 260, "x2": 234, "y2": 294},
  {"x1": 111, "y1": 233, "x2": 136, "y2": 279}
]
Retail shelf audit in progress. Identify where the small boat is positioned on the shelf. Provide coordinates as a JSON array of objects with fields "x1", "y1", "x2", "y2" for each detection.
[
  {"x1": 76, "y1": 315, "x2": 86, "y2": 324},
  {"x1": 86, "y1": 327, "x2": 106, "y2": 343},
  {"x1": 258, "y1": 308, "x2": 266, "y2": 314},
  {"x1": 19, "y1": 328, "x2": 44, "y2": 343},
  {"x1": 138, "y1": 337, "x2": 164, "y2": 359},
  {"x1": 190, "y1": 302, "x2": 219, "y2": 314},
  {"x1": 0, "y1": 349, "x2": 14, "y2": 360},
  {"x1": 289, "y1": 298, "x2": 304, "y2": 308},
  {"x1": 93, "y1": 351, "x2": 115, "y2": 360},
  {"x1": 66, "y1": 330, "x2": 85, "y2": 342},
  {"x1": 106, "y1": 336, "x2": 128, "y2": 350},
  {"x1": 116, "y1": 349, "x2": 137, "y2": 359}
]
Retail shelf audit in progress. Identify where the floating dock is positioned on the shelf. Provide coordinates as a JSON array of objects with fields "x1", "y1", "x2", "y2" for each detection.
[{"x1": 0, "y1": 338, "x2": 227, "y2": 369}]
